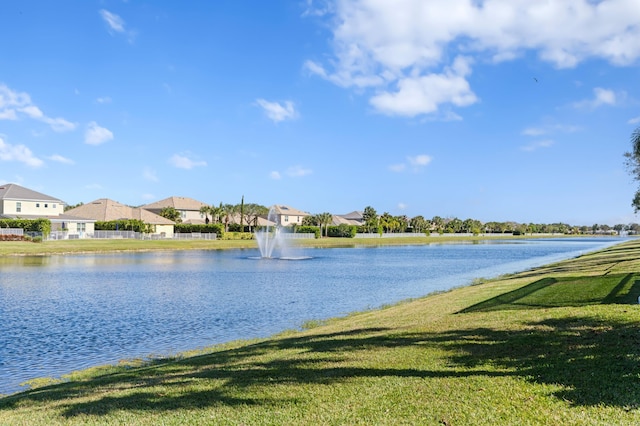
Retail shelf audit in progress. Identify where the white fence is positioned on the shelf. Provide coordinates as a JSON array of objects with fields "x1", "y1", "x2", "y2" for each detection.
[
  {"x1": 0, "y1": 228, "x2": 24, "y2": 236},
  {"x1": 280, "y1": 233, "x2": 316, "y2": 239},
  {"x1": 45, "y1": 231, "x2": 217, "y2": 241}
]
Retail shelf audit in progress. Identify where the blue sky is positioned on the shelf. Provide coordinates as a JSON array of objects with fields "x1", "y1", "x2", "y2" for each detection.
[{"x1": 1, "y1": 1, "x2": 639, "y2": 226}]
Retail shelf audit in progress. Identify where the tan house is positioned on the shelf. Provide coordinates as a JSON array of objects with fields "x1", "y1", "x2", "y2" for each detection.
[
  {"x1": 141, "y1": 196, "x2": 209, "y2": 224},
  {"x1": 270, "y1": 205, "x2": 310, "y2": 227},
  {"x1": 0, "y1": 183, "x2": 95, "y2": 236},
  {"x1": 65, "y1": 198, "x2": 175, "y2": 237},
  {"x1": 332, "y1": 211, "x2": 364, "y2": 226}
]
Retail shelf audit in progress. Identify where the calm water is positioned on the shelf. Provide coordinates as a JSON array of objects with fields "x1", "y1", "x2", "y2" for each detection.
[{"x1": 0, "y1": 238, "x2": 623, "y2": 395}]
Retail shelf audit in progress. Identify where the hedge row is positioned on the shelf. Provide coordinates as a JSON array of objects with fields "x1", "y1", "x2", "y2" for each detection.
[
  {"x1": 0, "y1": 219, "x2": 51, "y2": 236},
  {"x1": 327, "y1": 224, "x2": 358, "y2": 238},
  {"x1": 175, "y1": 223, "x2": 224, "y2": 237}
]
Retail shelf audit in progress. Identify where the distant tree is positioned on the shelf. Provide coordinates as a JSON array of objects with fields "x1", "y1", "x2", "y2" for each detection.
[
  {"x1": 362, "y1": 206, "x2": 378, "y2": 233},
  {"x1": 624, "y1": 126, "x2": 640, "y2": 211},
  {"x1": 240, "y1": 195, "x2": 245, "y2": 230},
  {"x1": 409, "y1": 215, "x2": 428, "y2": 233},
  {"x1": 302, "y1": 215, "x2": 317, "y2": 226},
  {"x1": 199, "y1": 205, "x2": 210, "y2": 224},
  {"x1": 64, "y1": 202, "x2": 83, "y2": 212},
  {"x1": 242, "y1": 203, "x2": 269, "y2": 232},
  {"x1": 317, "y1": 212, "x2": 333, "y2": 237},
  {"x1": 159, "y1": 207, "x2": 181, "y2": 223}
]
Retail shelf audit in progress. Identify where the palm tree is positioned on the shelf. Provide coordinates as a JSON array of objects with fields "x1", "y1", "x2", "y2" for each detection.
[
  {"x1": 318, "y1": 212, "x2": 333, "y2": 237},
  {"x1": 625, "y1": 126, "x2": 640, "y2": 211},
  {"x1": 199, "y1": 205, "x2": 210, "y2": 224}
]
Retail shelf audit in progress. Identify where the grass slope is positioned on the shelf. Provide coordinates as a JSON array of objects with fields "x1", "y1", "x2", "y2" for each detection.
[{"x1": 1, "y1": 240, "x2": 639, "y2": 425}]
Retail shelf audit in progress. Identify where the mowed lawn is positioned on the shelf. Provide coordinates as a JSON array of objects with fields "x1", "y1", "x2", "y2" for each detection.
[{"x1": 1, "y1": 239, "x2": 639, "y2": 425}]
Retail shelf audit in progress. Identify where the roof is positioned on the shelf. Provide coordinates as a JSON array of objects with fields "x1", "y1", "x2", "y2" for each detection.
[
  {"x1": 141, "y1": 196, "x2": 208, "y2": 211},
  {"x1": 0, "y1": 183, "x2": 63, "y2": 203},
  {"x1": 271, "y1": 205, "x2": 310, "y2": 217},
  {"x1": 65, "y1": 199, "x2": 175, "y2": 225}
]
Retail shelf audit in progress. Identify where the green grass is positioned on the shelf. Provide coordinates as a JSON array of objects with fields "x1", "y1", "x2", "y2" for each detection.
[
  {"x1": 1, "y1": 239, "x2": 639, "y2": 424},
  {"x1": 0, "y1": 233, "x2": 572, "y2": 256}
]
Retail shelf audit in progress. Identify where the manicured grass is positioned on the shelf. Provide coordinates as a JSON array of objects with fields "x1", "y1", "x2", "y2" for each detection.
[
  {"x1": 1, "y1": 239, "x2": 639, "y2": 425},
  {"x1": 0, "y1": 233, "x2": 567, "y2": 256}
]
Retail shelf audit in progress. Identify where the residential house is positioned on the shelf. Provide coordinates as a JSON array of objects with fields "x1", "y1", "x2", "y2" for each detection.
[
  {"x1": 270, "y1": 205, "x2": 310, "y2": 227},
  {"x1": 0, "y1": 183, "x2": 95, "y2": 236},
  {"x1": 141, "y1": 196, "x2": 209, "y2": 224},
  {"x1": 332, "y1": 211, "x2": 364, "y2": 226},
  {"x1": 65, "y1": 198, "x2": 175, "y2": 237}
]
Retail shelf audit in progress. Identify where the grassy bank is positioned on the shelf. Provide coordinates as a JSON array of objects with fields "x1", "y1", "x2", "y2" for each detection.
[
  {"x1": 1, "y1": 239, "x2": 639, "y2": 425},
  {"x1": 0, "y1": 233, "x2": 573, "y2": 256}
]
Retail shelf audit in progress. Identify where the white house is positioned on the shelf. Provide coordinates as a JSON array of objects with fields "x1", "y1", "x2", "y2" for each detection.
[
  {"x1": 0, "y1": 183, "x2": 95, "y2": 236},
  {"x1": 270, "y1": 205, "x2": 310, "y2": 227}
]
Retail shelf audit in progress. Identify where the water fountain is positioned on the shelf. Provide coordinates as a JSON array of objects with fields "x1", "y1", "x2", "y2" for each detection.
[
  {"x1": 254, "y1": 207, "x2": 284, "y2": 259},
  {"x1": 254, "y1": 207, "x2": 310, "y2": 260}
]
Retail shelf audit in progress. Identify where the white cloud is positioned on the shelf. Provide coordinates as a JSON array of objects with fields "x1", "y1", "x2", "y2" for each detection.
[
  {"x1": 169, "y1": 153, "x2": 207, "y2": 170},
  {"x1": 0, "y1": 137, "x2": 44, "y2": 168},
  {"x1": 572, "y1": 87, "x2": 620, "y2": 109},
  {"x1": 397, "y1": 202, "x2": 407, "y2": 210},
  {"x1": 522, "y1": 127, "x2": 546, "y2": 136},
  {"x1": 286, "y1": 165, "x2": 312, "y2": 177},
  {"x1": 408, "y1": 154, "x2": 432, "y2": 167},
  {"x1": 388, "y1": 163, "x2": 406, "y2": 172},
  {"x1": 100, "y1": 9, "x2": 125, "y2": 33},
  {"x1": 85, "y1": 122, "x2": 114, "y2": 145},
  {"x1": 255, "y1": 99, "x2": 298, "y2": 122},
  {"x1": 521, "y1": 139, "x2": 555, "y2": 152},
  {"x1": 48, "y1": 154, "x2": 74, "y2": 165},
  {"x1": 629, "y1": 116, "x2": 640, "y2": 125},
  {"x1": 141, "y1": 193, "x2": 156, "y2": 201},
  {"x1": 96, "y1": 96, "x2": 112, "y2": 104},
  {"x1": 99, "y1": 9, "x2": 136, "y2": 43},
  {"x1": 309, "y1": 0, "x2": 640, "y2": 117},
  {"x1": 0, "y1": 84, "x2": 76, "y2": 132},
  {"x1": 269, "y1": 171, "x2": 282, "y2": 180},
  {"x1": 143, "y1": 167, "x2": 158, "y2": 182},
  {"x1": 390, "y1": 154, "x2": 432, "y2": 172}
]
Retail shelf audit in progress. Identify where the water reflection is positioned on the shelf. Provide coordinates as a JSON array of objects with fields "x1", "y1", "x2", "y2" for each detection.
[{"x1": 0, "y1": 238, "x2": 623, "y2": 395}]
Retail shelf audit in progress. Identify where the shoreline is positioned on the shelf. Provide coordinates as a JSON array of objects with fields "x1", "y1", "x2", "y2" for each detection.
[
  {"x1": 0, "y1": 233, "x2": 619, "y2": 257},
  {"x1": 0, "y1": 236, "x2": 627, "y2": 398}
]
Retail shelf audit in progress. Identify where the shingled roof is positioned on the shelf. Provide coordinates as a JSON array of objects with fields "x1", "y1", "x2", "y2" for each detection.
[
  {"x1": 0, "y1": 183, "x2": 63, "y2": 203},
  {"x1": 141, "y1": 196, "x2": 208, "y2": 211},
  {"x1": 65, "y1": 199, "x2": 174, "y2": 225}
]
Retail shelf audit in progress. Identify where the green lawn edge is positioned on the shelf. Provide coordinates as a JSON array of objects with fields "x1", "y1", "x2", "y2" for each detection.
[
  {"x1": 1, "y1": 238, "x2": 639, "y2": 425},
  {"x1": 0, "y1": 233, "x2": 594, "y2": 257}
]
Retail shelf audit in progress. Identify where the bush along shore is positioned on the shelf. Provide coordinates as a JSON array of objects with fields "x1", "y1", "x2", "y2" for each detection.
[{"x1": 1, "y1": 239, "x2": 639, "y2": 425}]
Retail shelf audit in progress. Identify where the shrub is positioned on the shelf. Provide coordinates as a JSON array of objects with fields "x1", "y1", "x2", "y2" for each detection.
[
  {"x1": 0, "y1": 219, "x2": 51, "y2": 237},
  {"x1": 327, "y1": 224, "x2": 357, "y2": 238},
  {"x1": 295, "y1": 226, "x2": 321, "y2": 239},
  {"x1": 174, "y1": 223, "x2": 224, "y2": 237}
]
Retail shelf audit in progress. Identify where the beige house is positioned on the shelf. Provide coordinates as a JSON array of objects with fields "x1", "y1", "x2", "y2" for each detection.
[
  {"x1": 141, "y1": 196, "x2": 209, "y2": 224},
  {"x1": 332, "y1": 211, "x2": 364, "y2": 226},
  {"x1": 66, "y1": 198, "x2": 175, "y2": 237},
  {"x1": 0, "y1": 183, "x2": 95, "y2": 236},
  {"x1": 270, "y1": 205, "x2": 310, "y2": 227}
]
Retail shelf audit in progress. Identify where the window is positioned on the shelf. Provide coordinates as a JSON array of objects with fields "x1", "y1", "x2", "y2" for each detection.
[
  {"x1": 284, "y1": 215, "x2": 289, "y2": 222},
  {"x1": 36, "y1": 203, "x2": 40, "y2": 208},
  {"x1": 16, "y1": 202, "x2": 21, "y2": 213},
  {"x1": 181, "y1": 211, "x2": 186, "y2": 218},
  {"x1": 52, "y1": 204, "x2": 57, "y2": 209},
  {"x1": 77, "y1": 223, "x2": 86, "y2": 232},
  {"x1": 44, "y1": 204, "x2": 48, "y2": 208}
]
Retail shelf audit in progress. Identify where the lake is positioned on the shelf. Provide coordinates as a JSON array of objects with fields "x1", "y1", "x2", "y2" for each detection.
[{"x1": 0, "y1": 237, "x2": 623, "y2": 395}]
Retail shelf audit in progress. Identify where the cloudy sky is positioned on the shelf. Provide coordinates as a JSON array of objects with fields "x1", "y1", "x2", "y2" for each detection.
[{"x1": 1, "y1": 0, "x2": 639, "y2": 225}]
